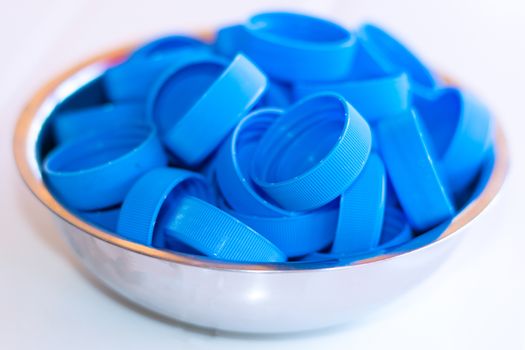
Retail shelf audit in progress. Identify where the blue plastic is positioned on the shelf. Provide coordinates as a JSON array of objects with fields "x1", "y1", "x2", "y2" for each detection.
[
  {"x1": 300, "y1": 205, "x2": 414, "y2": 263},
  {"x1": 130, "y1": 35, "x2": 206, "y2": 60},
  {"x1": 163, "y1": 196, "x2": 287, "y2": 263},
  {"x1": 53, "y1": 103, "x2": 145, "y2": 143},
  {"x1": 39, "y1": 14, "x2": 498, "y2": 266},
  {"x1": 252, "y1": 93, "x2": 372, "y2": 211},
  {"x1": 53, "y1": 76, "x2": 108, "y2": 113},
  {"x1": 468, "y1": 144, "x2": 496, "y2": 205},
  {"x1": 380, "y1": 206, "x2": 413, "y2": 249},
  {"x1": 117, "y1": 167, "x2": 213, "y2": 247},
  {"x1": 214, "y1": 24, "x2": 244, "y2": 57},
  {"x1": 294, "y1": 73, "x2": 410, "y2": 124},
  {"x1": 376, "y1": 109, "x2": 455, "y2": 231},
  {"x1": 104, "y1": 46, "x2": 215, "y2": 102},
  {"x1": 215, "y1": 108, "x2": 338, "y2": 257},
  {"x1": 216, "y1": 108, "x2": 286, "y2": 217},
  {"x1": 358, "y1": 24, "x2": 438, "y2": 89},
  {"x1": 330, "y1": 154, "x2": 386, "y2": 255},
  {"x1": 413, "y1": 87, "x2": 494, "y2": 197},
  {"x1": 300, "y1": 205, "x2": 413, "y2": 263},
  {"x1": 257, "y1": 80, "x2": 293, "y2": 108},
  {"x1": 80, "y1": 208, "x2": 121, "y2": 232},
  {"x1": 344, "y1": 38, "x2": 389, "y2": 80},
  {"x1": 228, "y1": 207, "x2": 337, "y2": 258},
  {"x1": 43, "y1": 124, "x2": 168, "y2": 211},
  {"x1": 218, "y1": 12, "x2": 357, "y2": 82},
  {"x1": 391, "y1": 219, "x2": 451, "y2": 254},
  {"x1": 148, "y1": 54, "x2": 267, "y2": 166}
]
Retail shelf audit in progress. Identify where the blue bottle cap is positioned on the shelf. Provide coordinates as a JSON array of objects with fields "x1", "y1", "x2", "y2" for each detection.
[
  {"x1": 53, "y1": 103, "x2": 145, "y2": 144},
  {"x1": 413, "y1": 87, "x2": 494, "y2": 197},
  {"x1": 104, "y1": 47, "x2": 216, "y2": 102},
  {"x1": 129, "y1": 35, "x2": 206, "y2": 60},
  {"x1": 117, "y1": 167, "x2": 213, "y2": 247},
  {"x1": 214, "y1": 107, "x2": 339, "y2": 257},
  {"x1": 229, "y1": 209, "x2": 337, "y2": 258},
  {"x1": 54, "y1": 76, "x2": 108, "y2": 113},
  {"x1": 216, "y1": 108, "x2": 290, "y2": 217},
  {"x1": 300, "y1": 206, "x2": 416, "y2": 265},
  {"x1": 163, "y1": 196, "x2": 287, "y2": 263},
  {"x1": 391, "y1": 219, "x2": 451, "y2": 254},
  {"x1": 252, "y1": 93, "x2": 372, "y2": 211},
  {"x1": 468, "y1": 144, "x2": 495, "y2": 205},
  {"x1": 148, "y1": 54, "x2": 267, "y2": 166},
  {"x1": 214, "y1": 24, "x2": 245, "y2": 58},
  {"x1": 164, "y1": 235, "x2": 203, "y2": 256},
  {"x1": 294, "y1": 73, "x2": 410, "y2": 124},
  {"x1": 300, "y1": 205, "x2": 413, "y2": 263},
  {"x1": 344, "y1": 38, "x2": 390, "y2": 80},
  {"x1": 376, "y1": 109, "x2": 455, "y2": 231},
  {"x1": 79, "y1": 208, "x2": 121, "y2": 232},
  {"x1": 231, "y1": 12, "x2": 357, "y2": 82},
  {"x1": 358, "y1": 23, "x2": 438, "y2": 88},
  {"x1": 299, "y1": 206, "x2": 412, "y2": 264},
  {"x1": 330, "y1": 154, "x2": 387, "y2": 255},
  {"x1": 221, "y1": 198, "x2": 338, "y2": 258},
  {"x1": 43, "y1": 124, "x2": 168, "y2": 211},
  {"x1": 379, "y1": 205, "x2": 413, "y2": 249},
  {"x1": 256, "y1": 80, "x2": 293, "y2": 108}
]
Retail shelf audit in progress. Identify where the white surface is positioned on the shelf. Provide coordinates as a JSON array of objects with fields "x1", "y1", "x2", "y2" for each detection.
[{"x1": 1, "y1": 0, "x2": 524, "y2": 348}]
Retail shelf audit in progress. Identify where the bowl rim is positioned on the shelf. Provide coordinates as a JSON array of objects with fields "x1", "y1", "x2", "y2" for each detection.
[{"x1": 13, "y1": 42, "x2": 509, "y2": 273}]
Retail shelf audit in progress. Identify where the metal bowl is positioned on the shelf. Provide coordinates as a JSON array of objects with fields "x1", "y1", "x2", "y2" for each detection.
[{"x1": 13, "y1": 44, "x2": 509, "y2": 333}]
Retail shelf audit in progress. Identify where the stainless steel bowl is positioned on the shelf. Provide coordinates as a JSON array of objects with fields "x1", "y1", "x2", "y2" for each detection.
[{"x1": 13, "y1": 44, "x2": 509, "y2": 333}]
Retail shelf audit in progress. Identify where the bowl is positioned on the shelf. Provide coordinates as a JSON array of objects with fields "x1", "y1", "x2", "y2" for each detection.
[{"x1": 13, "y1": 43, "x2": 509, "y2": 334}]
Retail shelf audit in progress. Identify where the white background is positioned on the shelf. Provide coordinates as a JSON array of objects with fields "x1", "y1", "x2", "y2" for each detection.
[{"x1": 1, "y1": 0, "x2": 524, "y2": 349}]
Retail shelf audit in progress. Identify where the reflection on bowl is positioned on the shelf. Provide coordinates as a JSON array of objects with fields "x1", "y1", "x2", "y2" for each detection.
[{"x1": 13, "y1": 44, "x2": 508, "y2": 333}]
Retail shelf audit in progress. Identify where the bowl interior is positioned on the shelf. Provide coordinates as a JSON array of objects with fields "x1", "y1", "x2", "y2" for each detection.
[{"x1": 13, "y1": 44, "x2": 509, "y2": 272}]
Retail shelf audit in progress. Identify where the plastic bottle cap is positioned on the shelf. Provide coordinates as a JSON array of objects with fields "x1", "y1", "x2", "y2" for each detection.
[
  {"x1": 358, "y1": 23, "x2": 438, "y2": 88},
  {"x1": 252, "y1": 93, "x2": 372, "y2": 211},
  {"x1": 148, "y1": 54, "x2": 267, "y2": 166},
  {"x1": 218, "y1": 12, "x2": 357, "y2": 82},
  {"x1": 43, "y1": 124, "x2": 168, "y2": 211},
  {"x1": 130, "y1": 35, "x2": 206, "y2": 60},
  {"x1": 53, "y1": 103, "x2": 145, "y2": 144},
  {"x1": 294, "y1": 73, "x2": 410, "y2": 124},
  {"x1": 330, "y1": 154, "x2": 387, "y2": 255},
  {"x1": 163, "y1": 196, "x2": 287, "y2": 263},
  {"x1": 379, "y1": 206, "x2": 413, "y2": 249},
  {"x1": 79, "y1": 207, "x2": 121, "y2": 232},
  {"x1": 215, "y1": 108, "x2": 288, "y2": 217},
  {"x1": 413, "y1": 87, "x2": 494, "y2": 197},
  {"x1": 117, "y1": 167, "x2": 212, "y2": 247},
  {"x1": 376, "y1": 109, "x2": 455, "y2": 231},
  {"x1": 104, "y1": 46, "x2": 216, "y2": 102}
]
